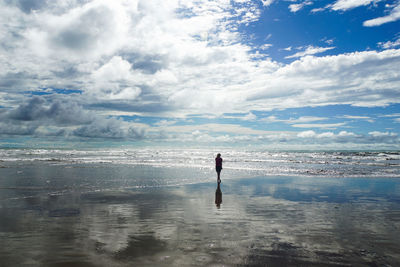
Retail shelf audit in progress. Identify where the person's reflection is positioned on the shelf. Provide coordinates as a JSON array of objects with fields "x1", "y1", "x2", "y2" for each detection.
[{"x1": 215, "y1": 182, "x2": 222, "y2": 208}]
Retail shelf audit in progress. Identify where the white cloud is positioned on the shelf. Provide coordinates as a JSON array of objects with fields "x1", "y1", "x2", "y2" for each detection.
[
  {"x1": 330, "y1": 0, "x2": 377, "y2": 11},
  {"x1": 378, "y1": 37, "x2": 400, "y2": 49},
  {"x1": 338, "y1": 131, "x2": 357, "y2": 137},
  {"x1": 341, "y1": 115, "x2": 375, "y2": 123},
  {"x1": 243, "y1": 112, "x2": 258, "y2": 121},
  {"x1": 289, "y1": 1, "x2": 313, "y2": 13},
  {"x1": 285, "y1": 46, "x2": 335, "y2": 59},
  {"x1": 260, "y1": 43, "x2": 273, "y2": 50},
  {"x1": 297, "y1": 130, "x2": 316, "y2": 138},
  {"x1": 368, "y1": 131, "x2": 397, "y2": 137},
  {"x1": 292, "y1": 122, "x2": 346, "y2": 129},
  {"x1": 311, "y1": 7, "x2": 326, "y2": 13},
  {"x1": 247, "y1": 49, "x2": 400, "y2": 111},
  {"x1": 317, "y1": 132, "x2": 335, "y2": 138},
  {"x1": 293, "y1": 130, "x2": 398, "y2": 145},
  {"x1": 363, "y1": 3, "x2": 400, "y2": 26},
  {"x1": 154, "y1": 120, "x2": 177, "y2": 127},
  {"x1": 263, "y1": 116, "x2": 328, "y2": 123},
  {"x1": 290, "y1": 116, "x2": 327, "y2": 123},
  {"x1": 30, "y1": 0, "x2": 132, "y2": 59},
  {"x1": 341, "y1": 115, "x2": 370, "y2": 119},
  {"x1": 321, "y1": 38, "x2": 335, "y2": 45},
  {"x1": 261, "y1": 0, "x2": 275, "y2": 7},
  {"x1": 90, "y1": 56, "x2": 141, "y2": 100},
  {"x1": 2, "y1": 0, "x2": 399, "y2": 118},
  {"x1": 381, "y1": 113, "x2": 400, "y2": 117},
  {"x1": 324, "y1": 0, "x2": 400, "y2": 28},
  {"x1": 220, "y1": 112, "x2": 258, "y2": 121}
]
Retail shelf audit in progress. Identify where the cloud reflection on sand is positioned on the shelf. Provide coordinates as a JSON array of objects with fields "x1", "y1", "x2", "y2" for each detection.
[{"x1": 0, "y1": 170, "x2": 400, "y2": 266}]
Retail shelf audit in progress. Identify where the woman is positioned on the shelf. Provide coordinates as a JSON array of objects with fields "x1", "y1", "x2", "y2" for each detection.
[{"x1": 215, "y1": 153, "x2": 223, "y2": 183}]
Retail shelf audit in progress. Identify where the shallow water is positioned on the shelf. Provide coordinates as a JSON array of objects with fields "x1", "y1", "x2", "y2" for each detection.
[
  {"x1": 1, "y1": 148, "x2": 399, "y2": 177},
  {"x1": 0, "y1": 162, "x2": 400, "y2": 266}
]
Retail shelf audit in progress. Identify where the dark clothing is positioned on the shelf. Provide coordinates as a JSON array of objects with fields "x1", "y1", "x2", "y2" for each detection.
[
  {"x1": 215, "y1": 157, "x2": 222, "y2": 173},
  {"x1": 215, "y1": 157, "x2": 222, "y2": 168},
  {"x1": 215, "y1": 156, "x2": 223, "y2": 182}
]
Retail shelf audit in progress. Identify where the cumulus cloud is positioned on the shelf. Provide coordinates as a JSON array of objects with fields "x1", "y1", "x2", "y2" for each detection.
[
  {"x1": 297, "y1": 130, "x2": 317, "y2": 138},
  {"x1": 3, "y1": 96, "x2": 94, "y2": 126},
  {"x1": 73, "y1": 118, "x2": 144, "y2": 139},
  {"x1": 296, "y1": 130, "x2": 398, "y2": 144},
  {"x1": 147, "y1": 125, "x2": 399, "y2": 147},
  {"x1": 247, "y1": 49, "x2": 400, "y2": 110},
  {"x1": 90, "y1": 56, "x2": 142, "y2": 100},
  {"x1": 0, "y1": 122, "x2": 37, "y2": 136},
  {"x1": 31, "y1": 0, "x2": 131, "y2": 58},
  {"x1": 0, "y1": 0, "x2": 270, "y2": 114},
  {"x1": 0, "y1": 96, "x2": 144, "y2": 140},
  {"x1": 1, "y1": 0, "x2": 399, "y2": 118}
]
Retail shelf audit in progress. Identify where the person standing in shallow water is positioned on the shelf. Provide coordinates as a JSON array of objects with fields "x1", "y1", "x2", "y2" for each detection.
[{"x1": 215, "y1": 153, "x2": 223, "y2": 183}]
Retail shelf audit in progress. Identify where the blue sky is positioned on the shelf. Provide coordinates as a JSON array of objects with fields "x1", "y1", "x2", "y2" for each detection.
[
  {"x1": 0, "y1": 0, "x2": 399, "y2": 149},
  {"x1": 249, "y1": 0, "x2": 399, "y2": 61}
]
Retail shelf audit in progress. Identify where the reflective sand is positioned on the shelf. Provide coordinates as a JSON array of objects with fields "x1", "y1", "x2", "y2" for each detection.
[{"x1": 1, "y1": 164, "x2": 400, "y2": 266}]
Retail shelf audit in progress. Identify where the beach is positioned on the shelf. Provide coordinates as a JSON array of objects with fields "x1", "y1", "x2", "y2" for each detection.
[{"x1": 0, "y1": 150, "x2": 400, "y2": 266}]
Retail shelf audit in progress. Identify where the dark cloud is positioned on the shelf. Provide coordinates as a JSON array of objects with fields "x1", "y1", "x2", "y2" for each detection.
[
  {"x1": 73, "y1": 118, "x2": 144, "y2": 139},
  {"x1": 0, "y1": 96, "x2": 144, "y2": 140},
  {"x1": 123, "y1": 53, "x2": 168, "y2": 74},
  {"x1": 8, "y1": 97, "x2": 46, "y2": 121},
  {"x1": 0, "y1": 72, "x2": 38, "y2": 91},
  {"x1": 365, "y1": 132, "x2": 399, "y2": 144},
  {"x1": 7, "y1": 0, "x2": 47, "y2": 13},
  {"x1": 7, "y1": 96, "x2": 93, "y2": 125},
  {"x1": 51, "y1": 66, "x2": 81, "y2": 79},
  {"x1": 51, "y1": 6, "x2": 114, "y2": 52},
  {"x1": 0, "y1": 122, "x2": 37, "y2": 136},
  {"x1": 53, "y1": 28, "x2": 94, "y2": 51},
  {"x1": 89, "y1": 100, "x2": 173, "y2": 114}
]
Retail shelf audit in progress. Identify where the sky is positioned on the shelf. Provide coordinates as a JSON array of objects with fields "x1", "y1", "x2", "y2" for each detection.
[{"x1": 0, "y1": 0, "x2": 399, "y2": 149}]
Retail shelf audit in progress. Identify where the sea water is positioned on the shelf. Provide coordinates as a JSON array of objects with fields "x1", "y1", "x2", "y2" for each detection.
[
  {"x1": 1, "y1": 148, "x2": 399, "y2": 178},
  {"x1": 0, "y1": 148, "x2": 399, "y2": 199}
]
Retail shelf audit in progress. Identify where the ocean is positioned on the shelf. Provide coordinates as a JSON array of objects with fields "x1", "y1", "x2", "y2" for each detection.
[{"x1": 2, "y1": 148, "x2": 400, "y2": 177}]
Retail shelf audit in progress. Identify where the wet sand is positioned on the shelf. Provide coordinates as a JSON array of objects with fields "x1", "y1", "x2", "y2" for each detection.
[{"x1": 1, "y1": 165, "x2": 400, "y2": 266}]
